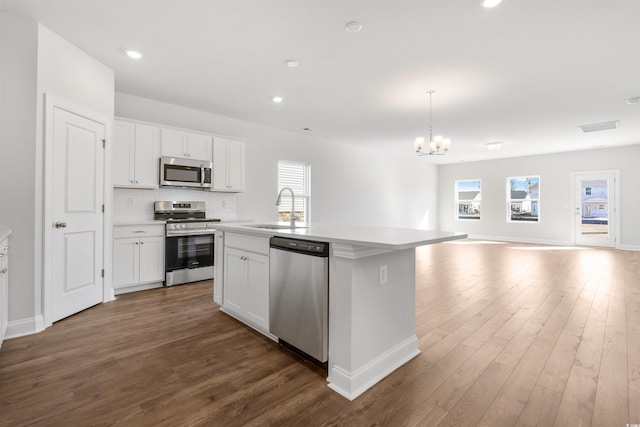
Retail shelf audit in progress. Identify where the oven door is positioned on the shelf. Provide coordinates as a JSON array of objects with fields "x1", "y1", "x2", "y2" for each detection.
[{"x1": 165, "y1": 233, "x2": 215, "y2": 286}]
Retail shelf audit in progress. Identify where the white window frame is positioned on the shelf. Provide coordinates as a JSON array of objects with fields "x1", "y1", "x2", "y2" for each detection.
[
  {"x1": 455, "y1": 179, "x2": 482, "y2": 221},
  {"x1": 277, "y1": 160, "x2": 310, "y2": 223},
  {"x1": 507, "y1": 175, "x2": 540, "y2": 223}
]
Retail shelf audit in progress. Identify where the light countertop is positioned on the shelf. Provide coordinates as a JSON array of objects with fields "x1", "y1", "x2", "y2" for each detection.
[
  {"x1": 215, "y1": 222, "x2": 467, "y2": 250},
  {"x1": 0, "y1": 228, "x2": 11, "y2": 241}
]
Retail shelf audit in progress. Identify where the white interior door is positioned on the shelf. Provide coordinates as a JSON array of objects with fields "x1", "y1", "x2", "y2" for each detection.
[
  {"x1": 573, "y1": 171, "x2": 616, "y2": 248},
  {"x1": 52, "y1": 107, "x2": 105, "y2": 322}
]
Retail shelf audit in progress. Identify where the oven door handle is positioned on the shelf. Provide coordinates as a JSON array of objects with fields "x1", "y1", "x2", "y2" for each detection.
[{"x1": 166, "y1": 230, "x2": 216, "y2": 237}]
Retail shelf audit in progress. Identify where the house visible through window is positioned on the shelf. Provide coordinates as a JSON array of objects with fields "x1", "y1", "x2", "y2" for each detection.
[
  {"x1": 455, "y1": 180, "x2": 481, "y2": 220},
  {"x1": 277, "y1": 160, "x2": 310, "y2": 223},
  {"x1": 508, "y1": 176, "x2": 540, "y2": 222}
]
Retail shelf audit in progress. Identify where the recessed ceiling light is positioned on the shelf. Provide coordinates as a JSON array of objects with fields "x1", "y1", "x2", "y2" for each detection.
[
  {"x1": 125, "y1": 49, "x2": 143, "y2": 59},
  {"x1": 285, "y1": 60, "x2": 299, "y2": 68},
  {"x1": 485, "y1": 141, "x2": 503, "y2": 150},
  {"x1": 345, "y1": 21, "x2": 362, "y2": 33},
  {"x1": 483, "y1": 0, "x2": 502, "y2": 8},
  {"x1": 302, "y1": 127, "x2": 313, "y2": 132},
  {"x1": 272, "y1": 96, "x2": 283, "y2": 103}
]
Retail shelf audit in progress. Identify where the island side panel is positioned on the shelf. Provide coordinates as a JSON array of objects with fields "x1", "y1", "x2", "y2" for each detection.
[{"x1": 327, "y1": 244, "x2": 420, "y2": 400}]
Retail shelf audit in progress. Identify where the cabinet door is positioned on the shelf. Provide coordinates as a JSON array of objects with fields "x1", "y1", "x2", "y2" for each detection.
[
  {"x1": 134, "y1": 124, "x2": 159, "y2": 188},
  {"x1": 223, "y1": 248, "x2": 247, "y2": 315},
  {"x1": 161, "y1": 128, "x2": 187, "y2": 158},
  {"x1": 113, "y1": 238, "x2": 139, "y2": 288},
  {"x1": 186, "y1": 133, "x2": 212, "y2": 161},
  {"x1": 212, "y1": 138, "x2": 228, "y2": 191},
  {"x1": 112, "y1": 121, "x2": 135, "y2": 187},
  {"x1": 138, "y1": 236, "x2": 164, "y2": 283},
  {"x1": 245, "y1": 253, "x2": 269, "y2": 330},
  {"x1": 0, "y1": 239, "x2": 8, "y2": 341},
  {"x1": 213, "y1": 231, "x2": 224, "y2": 304},
  {"x1": 227, "y1": 140, "x2": 245, "y2": 191}
]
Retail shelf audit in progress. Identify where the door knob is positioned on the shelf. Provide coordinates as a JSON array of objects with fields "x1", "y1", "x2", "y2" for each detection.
[{"x1": 54, "y1": 222, "x2": 67, "y2": 228}]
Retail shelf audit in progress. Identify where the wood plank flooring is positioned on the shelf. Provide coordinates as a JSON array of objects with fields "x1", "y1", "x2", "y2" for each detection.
[{"x1": 1, "y1": 240, "x2": 638, "y2": 426}]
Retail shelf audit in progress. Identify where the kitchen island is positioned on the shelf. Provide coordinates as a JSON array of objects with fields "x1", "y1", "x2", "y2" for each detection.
[{"x1": 214, "y1": 222, "x2": 466, "y2": 400}]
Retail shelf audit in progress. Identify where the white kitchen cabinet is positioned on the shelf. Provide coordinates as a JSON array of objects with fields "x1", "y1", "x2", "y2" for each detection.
[
  {"x1": 222, "y1": 233, "x2": 269, "y2": 332},
  {"x1": 113, "y1": 121, "x2": 160, "y2": 189},
  {"x1": 213, "y1": 231, "x2": 224, "y2": 305},
  {"x1": 0, "y1": 235, "x2": 9, "y2": 347},
  {"x1": 161, "y1": 128, "x2": 212, "y2": 161},
  {"x1": 212, "y1": 137, "x2": 245, "y2": 192},
  {"x1": 113, "y1": 225, "x2": 165, "y2": 293}
]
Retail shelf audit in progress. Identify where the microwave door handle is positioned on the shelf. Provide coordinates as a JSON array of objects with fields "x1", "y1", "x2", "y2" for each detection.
[{"x1": 200, "y1": 166, "x2": 204, "y2": 186}]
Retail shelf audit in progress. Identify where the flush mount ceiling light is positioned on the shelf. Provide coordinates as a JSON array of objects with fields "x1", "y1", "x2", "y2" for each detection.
[
  {"x1": 578, "y1": 120, "x2": 619, "y2": 133},
  {"x1": 485, "y1": 141, "x2": 503, "y2": 150},
  {"x1": 482, "y1": 0, "x2": 502, "y2": 8},
  {"x1": 272, "y1": 96, "x2": 284, "y2": 103},
  {"x1": 285, "y1": 60, "x2": 299, "y2": 68},
  {"x1": 414, "y1": 91, "x2": 450, "y2": 156},
  {"x1": 483, "y1": 0, "x2": 502, "y2": 7},
  {"x1": 125, "y1": 49, "x2": 143, "y2": 59},
  {"x1": 345, "y1": 21, "x2": 362, "y2": 33}
]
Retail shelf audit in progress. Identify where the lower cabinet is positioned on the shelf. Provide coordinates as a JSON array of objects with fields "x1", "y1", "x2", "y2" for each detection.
[
  {"x1": 222, "y1": 233, "x2": 270, "y2": 332},
  {"x1": 113, "y1": 224, "x2": 165, "y2": 293},
  {"x1": 0, "y1": 236, "x2": 9, "y2": 346}
]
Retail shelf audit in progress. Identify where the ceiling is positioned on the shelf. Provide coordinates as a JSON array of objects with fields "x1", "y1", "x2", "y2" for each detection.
[{"x1": 3, "y1": 0, "x2": 640, "y2": 164}]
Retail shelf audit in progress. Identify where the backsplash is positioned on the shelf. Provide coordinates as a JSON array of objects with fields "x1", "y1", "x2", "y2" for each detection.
[{"x1": 113, "y1": 188, "x2": 237, "y2": 221}]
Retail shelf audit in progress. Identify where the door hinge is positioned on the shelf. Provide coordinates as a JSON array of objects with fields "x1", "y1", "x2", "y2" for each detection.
[
  {"x1": 101, "y1": 269, "x2": 104, "y2": 278},
  {"x1": 102, "y1": 139, "x2": 106, "y2": 148}
]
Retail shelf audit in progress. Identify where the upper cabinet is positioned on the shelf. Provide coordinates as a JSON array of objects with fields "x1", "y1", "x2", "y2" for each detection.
[
  {"x1": 161, "y1": 128, "x2": 212, "y2": 161},
  {"x1": 113, "y1": 121, "x2": 160, "y2": 189},
  {"x1": 213, "y1": 138, "x2": 245, "y2": 192}
]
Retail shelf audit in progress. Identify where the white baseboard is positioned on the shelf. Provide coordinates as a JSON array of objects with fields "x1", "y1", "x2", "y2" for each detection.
[
  {"x1": 114, "y1": 281, "x2": 163, "y2": 295},
  {"x1": 467, "y1": 234, "x2": 574, "y2": 246},
  {"x1": 5, "y1": 314, "x2": 45, "y2": 340},
  {"x1": 327, "y1": 335, "x2": 421, "y2": 401},
  {"x1": 619, "y1": 244, "x2": 640, "y2": 252}
]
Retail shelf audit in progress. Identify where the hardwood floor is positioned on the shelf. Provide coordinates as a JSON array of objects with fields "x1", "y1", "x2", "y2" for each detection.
[{"x1": 1, "y1": 240, "x2": 638, "y2": 426}]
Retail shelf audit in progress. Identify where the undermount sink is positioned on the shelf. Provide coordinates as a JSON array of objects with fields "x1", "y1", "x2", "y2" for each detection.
[{"x1": 244, "y1": 224, "x2": 308, "y2": 230}]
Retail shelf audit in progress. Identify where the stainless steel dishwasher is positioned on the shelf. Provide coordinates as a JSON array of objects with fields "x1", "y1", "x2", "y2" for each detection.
[{"x1": 269, "y1": 236, "x2": 329, "y2": 363}]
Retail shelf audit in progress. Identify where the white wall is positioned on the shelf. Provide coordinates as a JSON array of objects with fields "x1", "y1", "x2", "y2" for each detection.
[
  {"x1": 438, "y1": 145, "x2": 640, "y2": 249},
  {"x1": 115, "y1": 93, "x2": 438, "y2": 230},
  {"x1": 0, "y1": 18, "x2": 114, "y2": 331},
  {"x1": 0, "y1": 10, "x2": 38, "y2": 322},
  {"x1": 33, "y1": 24, "x2": 114, "y2": 325}
]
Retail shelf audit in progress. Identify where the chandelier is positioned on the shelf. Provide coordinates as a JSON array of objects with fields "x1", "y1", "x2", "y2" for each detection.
[{"x1": 414, "y1": 90, "x2": 450, "y2": 156}]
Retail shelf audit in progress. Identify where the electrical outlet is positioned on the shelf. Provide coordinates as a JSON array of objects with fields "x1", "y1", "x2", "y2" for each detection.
[{"x1": 379, "y1": 265, "x2": 388, "y2": 285}]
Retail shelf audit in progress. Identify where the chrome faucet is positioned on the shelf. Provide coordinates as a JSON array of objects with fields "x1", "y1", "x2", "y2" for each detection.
[{"x1": 276, "y1": 187, "x2": 298, "y2": 227}]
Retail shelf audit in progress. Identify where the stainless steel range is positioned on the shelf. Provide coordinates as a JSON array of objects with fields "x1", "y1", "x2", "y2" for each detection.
[{"x1": 154, "y1": 201, "x2": 220, "y2": 286}]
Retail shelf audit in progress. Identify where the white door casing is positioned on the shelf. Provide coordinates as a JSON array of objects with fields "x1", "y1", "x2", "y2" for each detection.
[
  {"x1": 44, "y1": 95, "x2": 110, "y2": 325},
  {"x1": 572, "y1": 170, "x2": 619, "y2": 248}
]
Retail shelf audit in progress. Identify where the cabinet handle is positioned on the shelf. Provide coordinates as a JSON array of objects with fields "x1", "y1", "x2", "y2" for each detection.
[
  {"x1": 140, "y1": 241, "x2": 145, "y2": 245},
  {"x1": 135, "y1": 180, "x2": 139, "y2": 184},
  {"x1": 133, "y1": 230, "x2": 146, "y2": 233},
  {"x1": 0, "y1": 268, "x2": 7, "y2": 274},
  {"x1": 130, "y1": 180, "x2": 134, "y2": 184},
  {"x1": 54, "y1": 222, "x2": 67, "y2": 228},
  {"x1": 0, "y1": 254, "x2": 4, "y2": 258},
  {"x1": 1, "y1": 246, "x2": 8, "y2": 250},
  {"x1": 135, "y1": 242, "x2": 139, "y2": 245}
]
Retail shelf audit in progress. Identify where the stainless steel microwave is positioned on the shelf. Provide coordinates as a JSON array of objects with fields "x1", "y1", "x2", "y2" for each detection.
[{"x1": 159, "y1": 156, "x2": 213, "y2": 189}]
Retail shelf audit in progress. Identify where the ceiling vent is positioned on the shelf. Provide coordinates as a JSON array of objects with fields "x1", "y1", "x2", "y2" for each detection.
[{"x1": 578, "y1": 120, "x2": 619, "y2": 133}]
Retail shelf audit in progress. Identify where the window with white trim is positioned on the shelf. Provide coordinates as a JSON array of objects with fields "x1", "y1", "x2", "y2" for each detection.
[
  {"x1": 507, "y1": 176, "x2": 540, "y2": 222},
  {"x1": 455, "y1": 179, "x2": 481, "y2": 220},
  {"x1": 277, "y1": 160, "x2": 310, "y2": 223}
]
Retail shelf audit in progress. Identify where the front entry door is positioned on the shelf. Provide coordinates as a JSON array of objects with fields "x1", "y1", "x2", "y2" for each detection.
[
  {"x1": 573, "y1": 172, "x2": 616, "y2": 248},
  {"x1": 51, "y1": 106, "x2": 105, "y2": 322}
]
